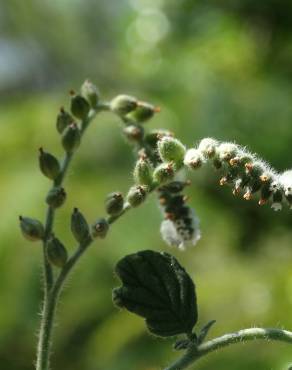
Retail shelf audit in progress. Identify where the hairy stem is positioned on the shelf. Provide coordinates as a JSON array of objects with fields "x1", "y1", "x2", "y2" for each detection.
[
  {"x1": 36, "y1": 239, "x2": 92, "y2": 370},
  {"x1": 36, "y1": 107, "x2": 102, "y2": 370},
  {"x1": 164, "y1": 327, "x2": 292, "y2": 370}
]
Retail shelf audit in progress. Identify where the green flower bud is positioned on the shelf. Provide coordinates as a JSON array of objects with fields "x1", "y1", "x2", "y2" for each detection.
[
  {"x1": 56, "y1": 107, "x2": 73, "y2": 134},
  {"x1": 71, "y1": 208, "x2": 90, "y2": 244},
  {"x1": 183, "y1": 149, "x2": 204, "y2": 170},
  {"x1": 110, "y1": 95, "x2": 138, "y2": 116},
  {"x1": 125, "y1": 101, "x2": 160, "y2": 123},
  {"x1": 19, "y1": 216, "x2": 44, "y2": 241},
  {"x1": 39, "y1": 148, "x2": 61, "y2": 180},
  {"x1": 153, "y1": 163, "x2": 175, "y2": 185},
  {"x1": 144, "y1": 130, "x2": 173, "y2": 149},
  {"x1": 91, "y1": 218, "x2": 109, "y2": 239},
  {"x1": 46, "y1": 235, "x2": 68, "y2": 268},
  {"x1": 217, "y1": 142, "x2": 238, "y2": 161},
  {"x1": 123, "y1": 125, "x2": 144, "y2": 142},
  {"x1": 62, "y1": 123, "x2": 81, "y2": 153},
  {"x1": 133, "y1": 157, "x2": 153, "y2": 187},
  {"x1": 158, "y1": 137, "x2": 186, "y2": 166},
  {"x1": 105, "y1": 192, "x2": 124, "y2": 215},
  {"x1": 46, "y1": 187, "x2": 66, "y2": 208},
  {"x1": 126, "y1": 185, "x2": 147, "y2": 207},
  {"x1": 81, "y1": 80, "x2": 99, "y2": 108},
  {"x1": 198, "y1": 138, "x2": 218, "y2": 158},
  {"x1": 70, "y1": 92, "x2": 90, "y2": 120}
]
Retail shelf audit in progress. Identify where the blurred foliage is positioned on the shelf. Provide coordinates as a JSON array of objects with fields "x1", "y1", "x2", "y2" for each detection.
[{"x1": 1, "y1": 0, "x2": 292, "y2": 369}]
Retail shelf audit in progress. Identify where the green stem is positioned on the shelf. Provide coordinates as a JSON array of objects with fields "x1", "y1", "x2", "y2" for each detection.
[
  {"x1": 42, "y1": 207, "x2": 55, "y2": 292},
  {"x1": 36, "y1": 239, "x2": 92, "y2": 370},
  {"x1": 107, "y1": 203, "x2": 132, "y2": 224},
  {"x1": 36, "y1": 107, "x2": 99, "y2": 370},
  {"x1": 164, "y1": 328, "x2": 292, "y2": 370}
]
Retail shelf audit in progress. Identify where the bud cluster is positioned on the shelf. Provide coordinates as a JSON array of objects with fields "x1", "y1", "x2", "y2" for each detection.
[
  {"x1": 109, "y1": 94, "x2": 160, "y2": 147},
  {"x1": 185, "y1": 138, "x2": 292, "y2": 211},
  {"x1": 158, "y1": 181, "x2": 201, "y2": 250}
]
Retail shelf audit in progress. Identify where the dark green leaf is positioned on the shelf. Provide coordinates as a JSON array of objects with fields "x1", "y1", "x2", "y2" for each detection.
[{"x1": 112, "y1": 250, "x2": 198, "y2": 337}]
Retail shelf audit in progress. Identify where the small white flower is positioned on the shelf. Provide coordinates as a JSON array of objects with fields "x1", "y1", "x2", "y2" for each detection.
[
  {"x1": 160, "y1": 211, "x2": 201, "y2": 251},
  {"x1": 279, "y1": 170, "x2": 292, "y2": 196},
  {"x1": 217, "y1": 142, "x2": 238, "y2": 161},
  {"x1": 184, "y1": 149, "x2": 204, "y2": 169},
  {"x1": 198, "y1": 138, "x2": 218, "y2": 158},
  {"x1": 271, "y1": 202, "x2": 282, "y2": 211}
]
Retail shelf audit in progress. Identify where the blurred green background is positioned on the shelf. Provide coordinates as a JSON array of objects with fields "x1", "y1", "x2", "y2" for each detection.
[{"x1": 1, "y1": 0, "x2": 292, "y2": 369}]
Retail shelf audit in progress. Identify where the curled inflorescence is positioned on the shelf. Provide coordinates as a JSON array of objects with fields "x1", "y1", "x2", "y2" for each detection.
[{"x1": 184, "y1": 138, "x2": 292, "y2": 211}]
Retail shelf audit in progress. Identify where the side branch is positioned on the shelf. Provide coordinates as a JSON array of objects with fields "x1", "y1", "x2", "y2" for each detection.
[{"x1": 165, "y1": 327, "x2": 292, "y2": 370}]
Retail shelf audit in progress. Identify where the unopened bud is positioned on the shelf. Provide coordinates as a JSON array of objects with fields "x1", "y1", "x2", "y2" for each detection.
[
  {"x1": 229, "y1": 150, "x2": 253, "y2": 167},
  {"x1": 110, "y1": 95, "x2": 138, "y2": 116},
  {"x1": 71, "y1": 208, "x2": 90, "y2": 244},
  {"x1": 198, "y1": 138, "x2": 218, "y2": 158},
  {"x1": 126, "y1": 185, "x2": 147, "y2": 207},
  {"x1": 144, "y1": 129, "x2": 173, "y2": 149},
  {"x1": 47, "y1": 236, "x2": 68, "y2": 268},
  {"x1": 105, "y1": 192, "x2": 124, "y2": 215},
  {"x1": 19, "y1": 216, "x2": 44, "y2": 241},
  {"x1": 158, "y1": 137, "x2": 186, "y2": 166},
  {"x1": 158, "y1": 180, "x2": 191, "y2": 194},
  {"x1": 133, "y1": 157, "x2": 153, "y2": 187},
  {"x1": 229, "y1": 157, "x2": 240, "y2": 166},
  {"x1": 81, "y1": 80, "x2": 99, "y2": 108},
  {"x1": 259, "y1": 174, "x2": 269, "y2": 182},
  {"x1": 125, "y1": 101, "x2": 160, "y2": 123},
  {"x1": 217, "y1": 143, "x2": 238, "y2": 161},
  {"x1": 153, "y1": 162, "x2": 175, "y2": 184},
  {"x1": 46, "y1": 187, "x2": 66, "y2": 208},
  {"x1": 219, "y1": 177, "x2": 228, "y2": 186},
  {"x1": 243, "y1": 190, "x2": 252, "y2": 201},
  {"x1": 62, "y1": 123, "x2": 81, "y2": 153},
  {"x1": 123, "y1": 125, "x2": 144, "y2": 142},
  {"x1": 258, "y1": 198, "x2": 268, "y2": 206},
  {"x1": 184, "y1": 149, "x2": 204, "y2": 169},
  {"x1": 245, "y1": 161, "x2": 266, "y2": 178},
  {"x1": 70, "y1": 92, "x2": 90, "y2": 120},
  {"x1": 91, "y1": 218, "x2": 109, "y2": 238},
  {"x1": 39, "y1": 148, "x2": 60, "y2": 180},
  {"x1": 56, "y1": 107, "x2": 73, "y2": 134},
  {"x1": 245, "y1": 163, "x2": 253, "y2": 172}
]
